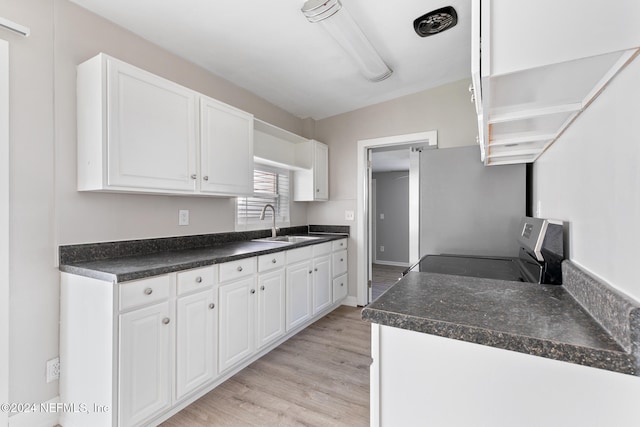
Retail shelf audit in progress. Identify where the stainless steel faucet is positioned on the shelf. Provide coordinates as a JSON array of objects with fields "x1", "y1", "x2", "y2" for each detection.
[{"x1": 260, "y1": 203, "x2": 279, "y2": 238}]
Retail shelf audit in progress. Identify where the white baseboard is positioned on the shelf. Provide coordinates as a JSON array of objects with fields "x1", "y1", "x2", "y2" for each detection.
[
  {"x1": 373, "y1": 260, "x2": 411, "y2": 267},
  {"x1": 342, "y1": 296, "x2": 358, "y2": 307},
  {"x1": 8, "y1": 396, "x2": 60, "y2": 427}
]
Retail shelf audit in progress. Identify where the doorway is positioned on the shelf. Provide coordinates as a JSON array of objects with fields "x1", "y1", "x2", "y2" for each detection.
[
  {"x1": 370, "y1": 148, "x2": 411, "y2": 300},
  {"x1": 356, "y1": 131, "x2": 437, "y2": 306}
]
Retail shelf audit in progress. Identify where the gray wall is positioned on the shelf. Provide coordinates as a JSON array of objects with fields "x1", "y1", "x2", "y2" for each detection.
[
  {"x1": 421, "y1": 146, "x2": 526, "y2": 257},
  {"x1": 373, "y1": 172, "x2": 410, "y2": 264}
]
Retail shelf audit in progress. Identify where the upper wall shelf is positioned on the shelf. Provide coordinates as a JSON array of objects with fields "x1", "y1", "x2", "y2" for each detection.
[{"x1": 471, "y1": 0, "x2": 640, "y2": 166}]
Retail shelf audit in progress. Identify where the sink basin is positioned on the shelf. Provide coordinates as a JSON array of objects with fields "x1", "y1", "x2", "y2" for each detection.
[{"x1": 252, "y1": 235, "x2": 323, "y2": 244}]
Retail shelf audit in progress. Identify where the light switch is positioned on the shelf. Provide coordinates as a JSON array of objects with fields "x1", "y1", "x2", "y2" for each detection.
[{"x1": 380, "y1": 213, "x2": 384, "y2": 220}]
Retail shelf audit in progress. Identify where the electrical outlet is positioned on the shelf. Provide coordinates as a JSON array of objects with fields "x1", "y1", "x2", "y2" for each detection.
[
  {"x1": 380, "y1": 245, "x2": 385, "y2": 252},
  {"x1": 379, "y1": 213, "x2": 384, "y2": 220},
  {"x1": 178, "y1": 209, "x2": 189, "y2": 226},
  {"x1": 345, "y1": 210, "x2": 355, "y2": 221},
  {"x1": 46, "y1": 357, "x2": 60, "y2": 383}
]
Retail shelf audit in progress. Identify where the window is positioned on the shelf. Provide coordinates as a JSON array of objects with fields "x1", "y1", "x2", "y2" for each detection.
[{"x1": 236, "y1": 165, "x2": 290, "y2": 230}]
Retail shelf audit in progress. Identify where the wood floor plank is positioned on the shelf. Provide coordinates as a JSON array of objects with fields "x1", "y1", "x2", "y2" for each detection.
[{"x1": 161, "y1": 306, "x2": 370, "y2": 427}]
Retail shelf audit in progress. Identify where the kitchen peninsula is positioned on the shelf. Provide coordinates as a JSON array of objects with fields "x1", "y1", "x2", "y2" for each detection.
[{"x1": 362, "y1": 261, "x2": 640, "y2": 427}]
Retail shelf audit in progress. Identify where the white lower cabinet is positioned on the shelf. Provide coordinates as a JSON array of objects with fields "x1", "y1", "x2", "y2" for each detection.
[
  {"x1": 333, "y1": 274, "x2": 348, "y2": 303},
  {"x1": 257, "y1": 267, "x2": 286, "y2": 350},
  {"x1": 285, "y1": 246, "x2": 314, "y2": 331},
  {"x1": 331, "y1": 239, "x2": 349, "y2": 304},
  {"x1": 218, "y1": 275, "x2": 256, "y2": 373},
  {"x1": 285, "y1": 259, "x2": 313, "y2": 331},
  {"x1": 119, "y1": 301, "x2": 172, "y2": 427},
  {"x1": 60, "y1": 239, "x2": 349, "y2": 427},
  {"x1": 312, "y1": 255, "x2": 332, "y2": 314},
  {"x1": 175, "y1": 288, "x2": 217, "y2": 400}
]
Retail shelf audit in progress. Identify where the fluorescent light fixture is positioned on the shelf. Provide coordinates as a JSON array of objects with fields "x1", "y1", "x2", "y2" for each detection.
[
  {"x1": 301, "y1": 0, "x2": 392, "y2": 82},
  {"x1": 0, "y1": 17, "x2": 30, "y2": 37}
]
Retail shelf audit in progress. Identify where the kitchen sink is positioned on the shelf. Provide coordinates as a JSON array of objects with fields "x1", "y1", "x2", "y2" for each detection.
[{"x1": 252, "y1": 235, "x2": 323, "y2": 244}]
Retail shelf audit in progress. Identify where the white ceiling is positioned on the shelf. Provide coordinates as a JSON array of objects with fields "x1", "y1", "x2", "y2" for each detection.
[{"x1": 70, "y1": 0, "x2": 471, "y2": 120}]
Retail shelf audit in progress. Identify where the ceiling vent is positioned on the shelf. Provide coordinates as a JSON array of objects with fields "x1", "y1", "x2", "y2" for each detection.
[{"x1": 413, "y1": 6, "x2": 458, "y2": 37}]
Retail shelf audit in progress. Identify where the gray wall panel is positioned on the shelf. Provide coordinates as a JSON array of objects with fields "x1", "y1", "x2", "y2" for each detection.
[{"x1": 420, "y1": 146, "x2": 526, "y2": 257}]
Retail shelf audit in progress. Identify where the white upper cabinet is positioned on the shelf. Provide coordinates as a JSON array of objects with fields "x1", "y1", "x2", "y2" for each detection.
[
  {"x1": 293, "y1": 140, "x2": 329, "y2": 202},
  {"x1": 200, "y1": 96, "x2": 253, "y2": 196},
  {"x1": 78, "y1": 54, "x2": 198, "y2": 193},
  {"x1": 77, "y1": 53, "x2": 253, "y2": 196},
  {"x1": 472, "y1": 0, "x2": 640, "y2": 165}
]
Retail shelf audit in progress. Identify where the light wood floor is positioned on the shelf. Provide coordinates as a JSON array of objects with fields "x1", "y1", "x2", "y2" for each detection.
[
  {"x1": 161, "y1": 306, "x2": 371, "y2": 427},
  {"x1": 371, "y1": 264, "x2": 405, "y2": 301}
]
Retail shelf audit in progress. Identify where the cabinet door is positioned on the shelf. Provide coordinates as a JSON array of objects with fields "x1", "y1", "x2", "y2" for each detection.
[
  {"x1": 176, "y1": 289, "x2": 217, "y2": 400},
  {"x1": 333, "y1": 273, "x2": 348, "y2": 303},
  {"x1": 200, "y1": 96, "x2": 253, "y2": 196},
  {"x1": 285, "y1": 261, "x2": 313, "y2": 331},
  {"x1": 312, "y1": 255, "x2": 332, "y2": 314},
  {"x1": 256, "y1": 269, "x2": 286, "y2": 349},
  {"x1": 332, "y1": 249, "x2": 348, "y2": 277},
  {"x1": 218, "y1": 276, "x2": 256, "y2": 372},
  {"x1": 119, "y1": 301, "x2": 172, "y2": 427},
  {"x1": 106, "y1": 58, "x2": 197, "y2": 192},
  {"x1": 314, "y1": 141, "x2": 329, "y2": 200}
]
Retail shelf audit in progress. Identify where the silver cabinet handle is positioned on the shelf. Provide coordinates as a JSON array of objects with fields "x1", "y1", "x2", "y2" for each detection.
[
  {"x1": 308, "y1": 270, "x2": 312, "y2": 274},
  {"x1": 250, "y1": 289, "x2": 256, "y2": 294},
  {"x1": 314, "y1": 268, "x2": 318, "y2": 272},
  {"x1": 203, "y1": 176, "x2": 209, "y2": 181},
  {"x1": 237, "y1": 266, "x2": 243, "y2": 272},
  {"x1": 190, "y1": 174, "x2": 197, "y2": 179},
  {"x1": 162, "y1": 318, "x2": 170, "y2": 325},
  {"x1": 209, "y1": 303, "x2": 215, "y2": 309},
  {"x1": 260, "y1": 285, "x2": 265, "y2": 291},
  {"x1": 272, "y1": 259, "x2": 277, "y2": 264},
  {"x1": 144, "y1": 288, "x2": 153, "y2": 295},
  {"x1": 195, "y1": 276, "x2": 202, "y2": 283}
]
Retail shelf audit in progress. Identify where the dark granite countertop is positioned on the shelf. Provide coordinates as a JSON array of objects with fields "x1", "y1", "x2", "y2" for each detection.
[
  {"x1": 59, "y1": 233, "x2": 347, "y2": 283},
  {"x1": 362, "y1": 271, "x2": 637, "y2": 375}
]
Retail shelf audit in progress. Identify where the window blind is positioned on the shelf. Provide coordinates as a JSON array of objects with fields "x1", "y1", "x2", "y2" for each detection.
[{"x1": 236, "y1": 167, "x2": 290, "y2": 225}]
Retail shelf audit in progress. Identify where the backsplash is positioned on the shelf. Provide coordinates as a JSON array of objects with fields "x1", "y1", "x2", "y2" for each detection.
[
  {"x1": 563, "y1": 260, "x2": 640, "y2": 372},
  {"x1": 60, "y1": 225, "x2": 348, "y2": 265}
]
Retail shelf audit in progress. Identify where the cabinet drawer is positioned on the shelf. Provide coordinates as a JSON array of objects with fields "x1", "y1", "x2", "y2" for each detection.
[
  {"x1": 119, "y1": 275, "x2": 171, "y2": 311},
  {"x1": 177, "y1": 266, "x2": 216, "y2": 295},
  {"x1": 219, "y1": 258, "x2": 256, "y2": 283},
  {"x1": 332, "y1": 239, "x2": 348, "y2": 251},
  {"x1": 286, "y1": 246, "x2": 313, "y2": 265},
  {"x1": 313, "y1": 242, "x2": 332, "y2": 257},
  {"x1": 333, "y1": 250, "x2": 348, "y2": 277},
  {"x1": 333, "y1": 274, "x2": 348, "y2": 303},
  {"x1": 258, "y1": 252, "x2": 286, "y2": 272}
]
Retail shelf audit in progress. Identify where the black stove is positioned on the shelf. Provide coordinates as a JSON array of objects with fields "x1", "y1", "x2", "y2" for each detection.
[{"x1": 407, "y1": 217, "x2": 565, "y2": 285}]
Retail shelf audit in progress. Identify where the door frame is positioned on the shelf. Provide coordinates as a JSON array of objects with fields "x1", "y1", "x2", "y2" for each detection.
[
  {"x1": 1, "y1": 38, "x2": 10, "y2": 427},
  {"x1": 356, "y1": 131, "x2": 437, "y2": 306}
]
